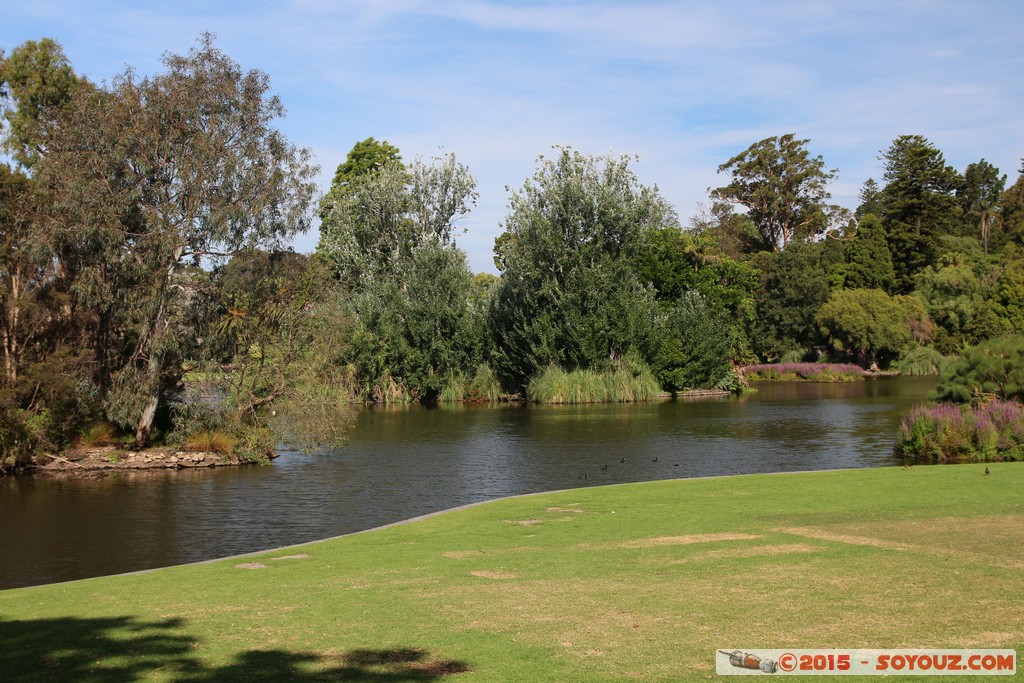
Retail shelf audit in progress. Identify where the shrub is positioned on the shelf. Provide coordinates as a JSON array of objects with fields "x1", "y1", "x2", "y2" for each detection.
[
  {"x1": 439, "y1": 374, "x2": 466, "y2": 403},
  {"x1": 467, "y1": 363, "x2": 502, "y2": 402},
  {"x1": 815, "y1": 288, "x2": 914, "y2": 367},
  {"x1": 780, "y1": 349, "x2": 808, "y2": 364},
  {"x1": 894, "y1": 345, "x2": 948, "y2": 376},
  {"x1": 933, "y1": 335, "x2": 1024, "y2": 404},
  {"x1": 895, "y1": 400, "x2": 1024, "y2": 464},
  {"x1": 234, "y1": 426, "x2": 275, "y2": 464},
  {"x1": 652, "y1": 291, "x2": 734, "y2": 392}
]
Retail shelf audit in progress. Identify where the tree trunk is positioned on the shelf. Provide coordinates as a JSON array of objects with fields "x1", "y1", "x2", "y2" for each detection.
[
  {"x1": 134, "y1": 392, "x2": 159, "y2": 448},
  {"x1": 2, "y1": 273, "x2": 22, "y2": 385},
  {"x1": 133, "y1": 253, "x2": 180, "y2": 448},
  {"x1": 1, "y1": 327, "x2": 13, "y2": 385}
]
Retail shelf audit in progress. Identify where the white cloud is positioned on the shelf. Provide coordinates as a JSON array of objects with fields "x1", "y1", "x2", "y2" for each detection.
[{"x1": 2, "y1": 0, "x2": 1022, "y2": 274}]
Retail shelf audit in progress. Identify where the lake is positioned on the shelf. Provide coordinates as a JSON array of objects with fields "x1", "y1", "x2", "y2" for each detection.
[{"x1": 0, "y1": 376, "x2": 935, "y2": 589}]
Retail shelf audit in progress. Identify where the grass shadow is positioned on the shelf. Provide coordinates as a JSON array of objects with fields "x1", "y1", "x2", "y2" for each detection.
[{"x1": 0, "y1": 615, "x2": 471, "y2": 682}]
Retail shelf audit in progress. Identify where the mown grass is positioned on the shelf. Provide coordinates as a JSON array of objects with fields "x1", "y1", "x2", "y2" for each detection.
[{"x1": 1, "y1": 465, "x2": 1022, "y2": 681}]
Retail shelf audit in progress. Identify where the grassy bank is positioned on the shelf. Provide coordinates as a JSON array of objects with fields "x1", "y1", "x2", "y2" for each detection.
[
  {"x1": 742, "y1": 362, "x2": 865, "y2": 382},
  {"x1": 1, "y1": 465, "x2": 1022, "y2": 681}
]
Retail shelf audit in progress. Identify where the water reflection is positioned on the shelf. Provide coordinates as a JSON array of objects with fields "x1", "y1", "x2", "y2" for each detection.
[{"x1": 0, "y1": 376, "x2": 935, "y2": 588}]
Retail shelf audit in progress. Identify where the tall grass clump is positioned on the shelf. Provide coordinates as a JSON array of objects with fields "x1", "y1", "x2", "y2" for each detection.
[
  {"x1": 528, "y1": 359, "x2": 660, "y2": 404},
  {"x1": 439, "y1": 374, "x2": 467, "y2": 403},
  {"x1": 184, "y1": 429, "x2": 238, "y2": 455},
  {"x1": 439, "y1": 365, "x2": 503, "y2": 403},
  {"x1": 895, "y1": 400, "x2": 1024, "y2": 464},
  {"x1": 75, "y1": 421, "x2": 119, "y2": 448},
  {"x1": 742, "y1": 362, "x2": 865, "y2": 382},
  {"x1": 467, "y1": 363, "x2": 502, "y2": 402},
  {"x1": 894, "y1": 345, "x2": 948, "y2": 376}
]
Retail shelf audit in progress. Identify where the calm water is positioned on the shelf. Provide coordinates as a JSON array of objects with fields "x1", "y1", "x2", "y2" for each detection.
[{"x1": 0, "y1": 377, "x2": 935, "y2": 589}]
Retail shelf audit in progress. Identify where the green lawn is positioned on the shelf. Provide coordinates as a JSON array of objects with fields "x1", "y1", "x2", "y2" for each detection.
[{"x1": 2, "y1": 464, "x2": 1022, "y2": 681}]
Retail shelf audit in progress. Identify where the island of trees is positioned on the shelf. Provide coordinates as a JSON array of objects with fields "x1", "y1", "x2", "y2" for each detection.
[{"x1": 2, "y1": 37, "x2": 1023, "y2": 472}]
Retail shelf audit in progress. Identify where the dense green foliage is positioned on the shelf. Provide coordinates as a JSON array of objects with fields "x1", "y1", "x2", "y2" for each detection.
[
  {"x1": 748, "y1": 242, "x2": 834, "y2": 360},
  {"x1": 875, "y1": 135, "x2": 963, "y2": 292},
  {"x1": 651, "y1": 292, "x2": 735, "y2": 391},
  {"x1": 892, "y1": 345, "x2": 948, "y2": 376},
  {"x1": 833, "y1": 214, "x2": 896, "y2": 291},
  {"x1": 3, "y1": 35, "x2": 1024, "y2": 466},
  {"x1": 815, "y1": 288, "x2": 916, "y2": 366},
  {"x1": 488, "y1": 148, "x2": 671, "y2": 393},
  {"x1": 317, "y1": 150, "x2": 481, "y2": 401},
  {"x1": 933, "y1": 335, "x2": 1024, "y2": 404}
]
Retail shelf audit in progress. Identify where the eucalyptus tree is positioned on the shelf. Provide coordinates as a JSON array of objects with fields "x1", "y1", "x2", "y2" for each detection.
[
  {"x1": 0, "y1": 40, "x2": 98, "y2": 464},
  {"x1": 36, "y1": 35, "x2": 319, "y2": 446},
  {"x1": 0, "y1": 38, "x2": 84, "y2": 388},
  {"x1": 0, "y1": 164, "x2": 36, "y2": 385},
  {"x1": 711, "y1": 134, "x2": 844, "y2": 252},
  {"x1": 0, "y1": 38, "x2": 82, "y2": 169}
]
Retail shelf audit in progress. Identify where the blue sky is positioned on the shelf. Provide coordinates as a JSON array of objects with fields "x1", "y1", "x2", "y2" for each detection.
[{"x1": 3, "y1": 1, "x2": 1022, "y2": 273}]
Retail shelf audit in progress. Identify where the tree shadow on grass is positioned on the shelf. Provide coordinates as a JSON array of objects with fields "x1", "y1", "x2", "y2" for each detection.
[{"x1": 0, "y1": 615, "x2": 471, "y2": 682}]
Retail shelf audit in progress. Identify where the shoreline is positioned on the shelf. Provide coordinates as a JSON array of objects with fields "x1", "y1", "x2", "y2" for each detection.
[
  {"x1": 24, "y1": 445, "x2": 276, "y2": 476},
  {"x1": 33, "y1": 464, "x2": 883, "y2": 589}
]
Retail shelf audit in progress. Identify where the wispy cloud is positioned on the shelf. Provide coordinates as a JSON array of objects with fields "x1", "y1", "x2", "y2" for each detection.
[{"x1": 2, "y1": 0, "x2": 1022, "y2": 271}]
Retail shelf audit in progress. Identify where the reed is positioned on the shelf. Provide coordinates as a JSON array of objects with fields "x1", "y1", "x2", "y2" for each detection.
[
  {"x1": 439, "y1": 364, "x2": 502, "y2": 403},
  {"x1": 528, "y1": 360, "x2": 661, "y2": 404}
]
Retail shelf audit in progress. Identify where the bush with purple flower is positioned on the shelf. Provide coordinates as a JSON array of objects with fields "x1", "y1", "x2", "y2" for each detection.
[
  {"x1": 741, "y1": 362, "x2": 865, "y2": 383},
  {"x1": 895, "y1": 400, "x2": 1024, "y2": 464}
]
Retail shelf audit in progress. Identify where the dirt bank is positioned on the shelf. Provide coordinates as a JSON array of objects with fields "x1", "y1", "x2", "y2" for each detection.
[{"x1": 30, "y1": 446, "x2": 276, "y2": 475}]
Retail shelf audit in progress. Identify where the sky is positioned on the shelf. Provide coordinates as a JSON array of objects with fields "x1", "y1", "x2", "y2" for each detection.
[{"x1": 2, "y1": 0, "x2": 1022, "y2": 273}]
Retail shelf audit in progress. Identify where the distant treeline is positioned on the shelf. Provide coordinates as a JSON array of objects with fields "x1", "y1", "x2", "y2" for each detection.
[{"x1": 2, "y1": 36, "x2": 1023, "y2": 469}]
